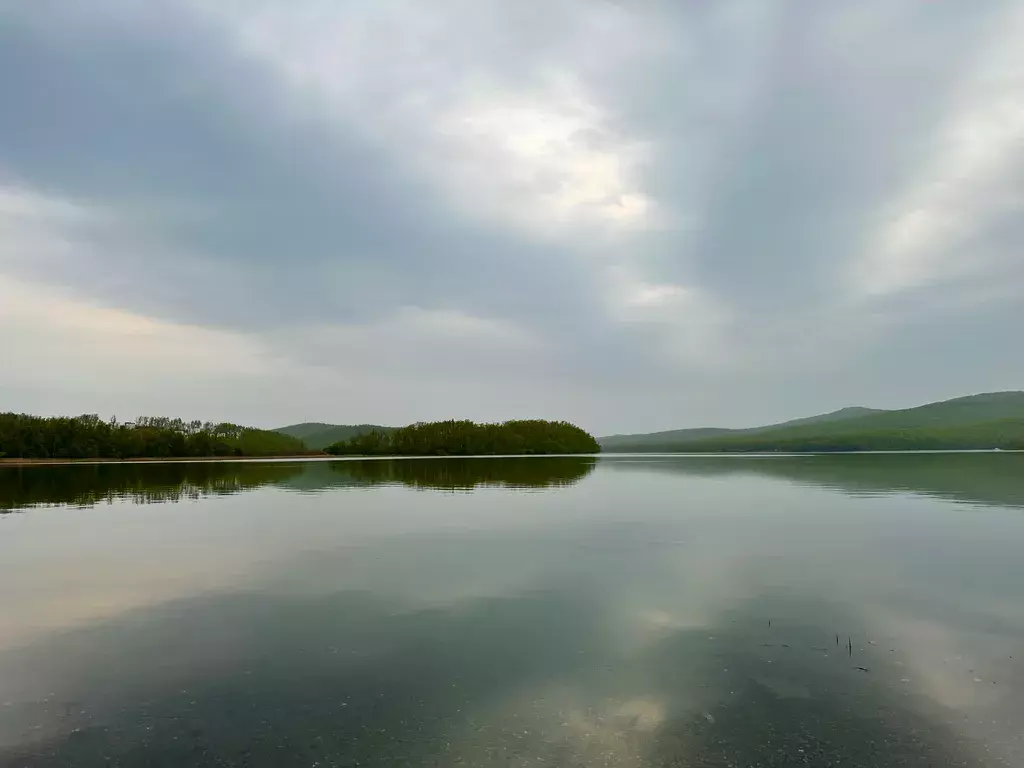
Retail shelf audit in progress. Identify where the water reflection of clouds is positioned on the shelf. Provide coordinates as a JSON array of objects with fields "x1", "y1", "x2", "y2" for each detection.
[
  {"x1": 0, "y1": 584, "x2": 988, "y2": 766},
  {"x1": 443, "y1": 684, "x2": 669, "y2": 767},
  {"x1": 1, "y1": 457, "x2": 1022, "y2": 764}
]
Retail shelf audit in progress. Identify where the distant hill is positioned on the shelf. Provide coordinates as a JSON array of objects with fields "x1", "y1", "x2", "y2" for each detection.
[
  {"x1": 751, "y1": 406, "x2": 887, "y2": 431},
  {"x1": 600, "y1": 406, "x2": 886, "y2": 450},
  {"x1": 274, "y1": 423, "x2": 340, "y2": 441},
  {"x1": 274, "y1": 423, "x2": 396, "y2": 451},
  {"x1": 599, "y1": 427, "x2": 733, "y2": 450},
  {"x1": 601, "y1": 392, "x2": 1024, "y2": 452}
]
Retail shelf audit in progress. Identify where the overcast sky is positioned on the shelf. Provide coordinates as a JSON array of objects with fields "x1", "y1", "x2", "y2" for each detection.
[{"x1": 2, "y1": 0, "x2": 1022, "y2": 434}]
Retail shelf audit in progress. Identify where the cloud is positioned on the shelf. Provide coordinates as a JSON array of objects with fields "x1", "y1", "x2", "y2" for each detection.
[
  {"x1": 604, "y1": 264, "x2": 735, "y2": 370},
  {"x1": 0, "y1": 182, "x2": 570, "y2": 426},
  {"x1": 1, "y1": 0, "x2": 1022, "y2": 432},
  {"x1": 0, "y1": 272, "x2": 278, "y2": 420},
  {"x1": 193, "y1": 0, "x2": 667, "y2": 245},
  {"x1": 853, "y1": 3, "x2": 1024, "y2": 298}
]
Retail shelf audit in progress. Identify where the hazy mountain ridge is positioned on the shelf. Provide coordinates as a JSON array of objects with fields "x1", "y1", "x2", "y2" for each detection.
[
  {"x1": 274, "y1": 423, "x2": 397, "y2": 451},
  {"x1": 274, "y1": 423, "x2": 341, "y2": 440},
  {"x1": 600, "y1": 406, "x2": 887, "y2": 449},
  {"x1": 600, "y1": 392, "x2": 1024, "y2": 452}
]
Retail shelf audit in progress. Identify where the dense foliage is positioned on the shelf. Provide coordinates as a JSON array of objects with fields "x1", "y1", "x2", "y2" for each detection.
[
  {"x1": 0, "y1": 414, "x2": 309, "y2": 460},
  {"x1": 325, "y1": 419, "x2": 600, "y2": 456}
]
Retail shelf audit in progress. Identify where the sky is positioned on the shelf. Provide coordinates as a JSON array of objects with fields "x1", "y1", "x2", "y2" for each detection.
[{"x1": 1, "y1": 0, "x2": 1022, "y2": 435}]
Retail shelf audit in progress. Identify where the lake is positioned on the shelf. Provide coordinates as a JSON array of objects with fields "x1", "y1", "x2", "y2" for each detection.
[{"x1": 1, "y1": 454, "x2": 1022, "y2": 767}]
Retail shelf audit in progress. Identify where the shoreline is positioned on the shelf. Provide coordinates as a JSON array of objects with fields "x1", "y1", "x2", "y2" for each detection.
[
  {"x1": 1, "y1": 449, "x2": 1020, "y2": 468},
  {"x1": 0, "y1": 453, "x2": 603, "y2": 468},
  {"x1": 0, "y1": 454, "x2": 328, "y2": 467}
]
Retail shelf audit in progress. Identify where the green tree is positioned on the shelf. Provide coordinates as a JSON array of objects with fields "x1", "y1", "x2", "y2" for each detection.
[
  {"x1": 0, "y1": 412, "x2": 311, "y2": 460},
  {"x1": 325, "y1": 419, "x2": 600, "y2": 456}
]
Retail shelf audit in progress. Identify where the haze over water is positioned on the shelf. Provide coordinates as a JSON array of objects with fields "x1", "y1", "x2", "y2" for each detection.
[{"x1": 1, "y1": 454, "x2": 1022, "y2": 766}]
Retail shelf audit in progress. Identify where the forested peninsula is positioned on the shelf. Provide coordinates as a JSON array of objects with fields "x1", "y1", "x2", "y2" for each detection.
[
  {"x1": 325, "y1": 419, "x2": 600, "y2": 456},
  {"x1": 0, "y1": 414, "x2": 308, "y2": 460},
  {"x1": 1, "y1": 414, "x2": 600, "y2": 461}
]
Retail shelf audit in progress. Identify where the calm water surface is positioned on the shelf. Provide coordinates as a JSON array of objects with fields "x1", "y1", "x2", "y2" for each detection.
[{"x1": 1, "y1": 454, "x2": 1023, "y2": 767}]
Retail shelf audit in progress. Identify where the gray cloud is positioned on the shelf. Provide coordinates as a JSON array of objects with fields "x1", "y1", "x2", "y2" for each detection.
[{"x1": 1, "y1": 0, "x2": 1021, "y2": 432}]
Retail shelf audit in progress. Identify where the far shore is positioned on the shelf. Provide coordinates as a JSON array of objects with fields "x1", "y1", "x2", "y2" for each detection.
[
  {"x1": 0, "y1": 454, "x2": 329, "y2": 467},
  {"x1": 0, "y1": 453, "x2": 601, "y2": 467},
  {"x1": 2, "y1": 449, "x2": 1021, "y2": 468}
]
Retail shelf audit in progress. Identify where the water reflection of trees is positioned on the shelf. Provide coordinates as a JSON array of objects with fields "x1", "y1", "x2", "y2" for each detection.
[
  {"x1": 0, "y1": 462, "x2": 305, "y2": 513},
  {"x1": 0, "y1": 457, "x2": 597, "y2": 512},
  {"x1": 602, "y1": 452, "x2": 1024, "y2": 508},
  {"x1": 329, "y1": 456, "x2": 598, "y2": 490}
]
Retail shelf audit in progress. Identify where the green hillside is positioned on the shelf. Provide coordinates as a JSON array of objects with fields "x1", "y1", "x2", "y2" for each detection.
[
  {"x1": 750, "y1": 406, "x2": 886, "y2": 431},
  {"x1": 274, "y1": 423, "x2": 396, "y2": 451},
  {"x1": 600, "y1": 406, "x2": 886, "y2": 450},
  {"x1": 603, "y1": 392, "x2": 1024, "y2": 453},
  {"x1": 599, "y1": 427, "x2": 733, "y2": 450},
  {"x1": 668, "y1": 418, "x2": 1024, "y2": 453},
  {"x1": 274, "y1": 422, "x2": 340, "y2": 441}
]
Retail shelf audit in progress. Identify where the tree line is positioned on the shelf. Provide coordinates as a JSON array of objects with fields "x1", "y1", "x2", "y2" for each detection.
[
  {"x1": 325, "y1": 419, "x2": 600, "y2": 456},
  {"x1": 0, "y1": 413, "x2": 308, "y2": 460}
]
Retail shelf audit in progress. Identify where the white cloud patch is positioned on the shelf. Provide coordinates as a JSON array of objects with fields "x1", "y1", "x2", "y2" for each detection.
[
  {"x1": 274, "y1": 305, "x2": 548, "y2": 378},
  {"x1": 0, "y1": 272, "x2": 276, "y2": 404},
  {"x1": 0, "y1": 183, "x2": 110, "y2": 274},
  {"x1": 436, "y1": 87, "x2": 654, "y2": 231},
  {"x1": 854, "y1": 4, "x2": 1024, "y2": 297},
  {"x1": 606, "y1": 265, "x2": 735, "y2": 370},
  {"x1": 0, "y1": 182, "x2": 558, "y2": 424},
  {"x1": 192, "y1": 0, "x2": 657, "y2": 234},
  {"x1": 0, "y1": 182, "x2": 291, "y2": 417}
]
